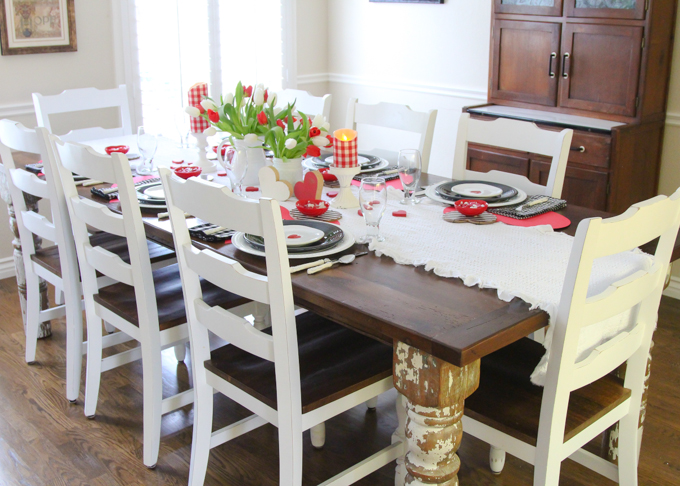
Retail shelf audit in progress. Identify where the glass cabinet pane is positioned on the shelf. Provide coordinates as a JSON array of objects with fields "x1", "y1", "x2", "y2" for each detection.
[
  {"x1": 502, "y1": 0, "x2": 555, "y2": 5},
  {"x1": 574, "y1": 0, "x2": 636, "y2": 8}
]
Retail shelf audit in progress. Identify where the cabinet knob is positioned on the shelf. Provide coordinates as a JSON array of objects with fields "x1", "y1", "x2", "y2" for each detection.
[{"x1": 571, "y1": 145, "x2": 586, "y2": 153}]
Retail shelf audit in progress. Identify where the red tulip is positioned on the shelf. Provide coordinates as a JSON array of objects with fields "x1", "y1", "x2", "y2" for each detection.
[
  {"x1": 207, "y1": 109, "x2": 220, "y2": 123},
  {"x1": 325, "y1": 135, "x2": 333, "y2": 147},
  {"x1": 257, "y1": 111, "x2": 268, "y2": 125},
  {"x1": 305, "y1": 145, "x2": 321, "y2": 157},
  {"x1": 264, "y1": 90, "x2": 269, "y2": 102},
  {"x1": 309, "y1": 127, "x2": 321, "y2": 138},
  {"x1": 195, "y1": 103, "x2": 205, "y2": 114},
  {"x1": 277, "y1": 119, "x2": 286, "y2": 129},
  {"x1": 243, "y1": 85, "x2": 253, "y2": 97}
]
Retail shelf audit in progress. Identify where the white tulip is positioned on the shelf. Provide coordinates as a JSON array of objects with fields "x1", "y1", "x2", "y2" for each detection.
[
  {"x1": 244, "y1": 133, "x2": 260, "y2": 146},
  {"x1": 268, "y1": 92, "x2": 277, "y2": 107},
  {"x1": 203, "y1": 126, "x2": 217, "y2": 136},
  {"x1": 254, "y1": 88, "x2": 265, "y2": 106},
  {"x1": 200, "y1": 99, "x2": 217, "y2": 112},
  {"x1": 285, "y1": 139, "x2": 297, "y2": 150},
  {"x1": 185, "y1": 106, "x2": 201, "y2": 118},
  {"x1": 311, "y1": 136, "x2": 328, "y2": 148},
  {"x1": 224, "y1": 92, "x2": 234, "y2": 104},
  {"x1": 256, "y1": 83, "x2": 265, "y2": 91},
  {"x1": 312, "y1": 115, "x2": 326, "y2": 128},
  {"x1": 273, "y1": 107, "x2": 283, "y2": 116},
  {"x1": 240, "y1": 98, "x2": 248, "y2": 108},
  {"x1": 322, "y1": 122, "x2": 331, "y2": 131}
]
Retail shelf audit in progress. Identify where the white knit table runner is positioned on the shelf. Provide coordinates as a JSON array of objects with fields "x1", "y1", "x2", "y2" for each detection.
[{"x1": 282, "y1": 186, "x2": 652, "y2": 385}]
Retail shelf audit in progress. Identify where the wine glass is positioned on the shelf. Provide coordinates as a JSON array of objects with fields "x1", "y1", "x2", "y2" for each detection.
[
  {"x1": 174, "y1": 111, "x2": 190, "y2": 148},
  {"x1": 136, "y1": 126, "x2": 158, "y2": 175},
  {"x1": 358, "y1": 177, "x2": 388, "y2": 243},
  {"x1": 398, "y1": 149, "x2": 422, "y2": 205},
  {"x1": 221, "y1": 141, "x2": 248, "y2": 197}
]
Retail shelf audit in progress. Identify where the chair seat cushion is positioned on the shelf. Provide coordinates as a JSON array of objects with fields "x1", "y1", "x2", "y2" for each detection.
[
  {"x1": 93, "y1": 263, "x2": 249, "y2": 331},
  {"x1": 31, "y1": 231, "x2": 175, "y2": 278},
  {"x1": 464, "y1": 337, "x2": 631, "y2": 445},
  {"x1": 205, "y1": 312, "x2": 393, "y2": 414}
]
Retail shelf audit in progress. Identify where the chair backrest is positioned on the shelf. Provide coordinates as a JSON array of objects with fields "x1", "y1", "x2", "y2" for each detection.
[
  {"x1": 276, "y1": 89, "x2": 332, "y2": 122},
  {"x1": 33, "y1": 85, "x2": 133, "y2": 142},
  {"x1": 159, "y1": 167, "x2": 301, "y2": 428},
  {"x1": 345, "y1": 98, "x2": 438, "y2": 172},
  {"x1": 48, "y1": 135, "x2": 158, "y2": 330},
  {"x1": 0, "y1": 120, "x2": 79, "y2": 284},
  {"x1": 452, "y1": 113, "x2": 573, "y2": 198},
  {"x1": 538, "y1": 189, "x2": 680, "y2": 449}
]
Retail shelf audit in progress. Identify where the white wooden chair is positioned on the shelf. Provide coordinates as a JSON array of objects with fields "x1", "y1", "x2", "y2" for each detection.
[
  {"x1": 345, "y1": 98, "x2": 437, "y2": 172},
  {"x1": 159, "y1": 168, "x2": 402, "y2": 486},
  {"x1": 452, "y1": 113, "x2": 573, "y2": 198},
  {"x1": 276, "y1": 88, "x2": 332, "y2": 121},
  {"x1": 49, "y1": 138, "x2": 249, "y2": 468},
  {"x1": 462, "y1": 188, "x2": 680, "y2": 485},
  {"x1": 33, "y1": 85, "x2": 133, "y2": 142}
]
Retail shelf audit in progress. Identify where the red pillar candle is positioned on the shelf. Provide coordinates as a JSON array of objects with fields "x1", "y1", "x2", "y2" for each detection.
[
  {"x1": 332, "y1": 129, "x2": 358, "y2": 168},
  {"x1": 188, "y1": 82, "x2": 210, "y2": 133}
]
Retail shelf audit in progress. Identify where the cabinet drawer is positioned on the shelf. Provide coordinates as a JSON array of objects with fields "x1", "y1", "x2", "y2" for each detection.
[
  {"x1": 467, "y1": 144, "x2": 530, "y2": 176},
  {"x1": 568, "y1": 131, "x2": 611, "y2": 169},
  {"x1": 530, "y1": 160, "x2": 609, "y2": 210}
]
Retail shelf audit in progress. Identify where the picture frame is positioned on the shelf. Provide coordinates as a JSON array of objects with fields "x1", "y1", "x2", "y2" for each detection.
[
  {"x1": 370, "y1": 0, "x2": 444, "y2": 3},
  {"x1": 0, "y1": 0, "x2": 77, "y2": 56}
]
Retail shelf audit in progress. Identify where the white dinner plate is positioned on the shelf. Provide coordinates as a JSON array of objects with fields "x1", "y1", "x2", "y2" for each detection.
[
  {"x1": 302, "y1": 157, "x2": 389, "y2": 174},
  {"x1": 425, "y1": 182, "x2": 528, "y2": 208},
  {"x1": 232, "y1": 230, "x2": 356, "y2": 259},
  {"x1": 284, "y1": 225, "x2": 325, "y2": 247},
  {"x1": 448, "y1": 182, "x2": 503, "y2": 198},
  {"x1": 142, "y1": 185, "x2": 166, "y2": 199}
]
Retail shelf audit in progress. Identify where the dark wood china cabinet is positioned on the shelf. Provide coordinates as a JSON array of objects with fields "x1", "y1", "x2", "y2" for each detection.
[{"x1": 467, "y1": 0, "x2": 678, "y2": 212}]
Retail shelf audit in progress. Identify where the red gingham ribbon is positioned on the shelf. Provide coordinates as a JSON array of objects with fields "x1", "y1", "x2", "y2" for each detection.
[
  {"x1": 188, "y1": 82, "x2": 210, "y2": 133},
  {"x1": 333, "y1": 136, "x2": 358, "y2": 168}
]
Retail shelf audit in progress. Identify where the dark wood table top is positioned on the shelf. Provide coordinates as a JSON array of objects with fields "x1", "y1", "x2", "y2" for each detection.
[{"x1": 7, "y1": 153, "x2": 677, "y2": 367}]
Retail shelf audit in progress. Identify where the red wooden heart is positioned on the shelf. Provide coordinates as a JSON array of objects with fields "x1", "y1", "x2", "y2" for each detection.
[
  {"x1": 288, "y1": 234, "x2": 301, "y2": 239},
  {"x1": 294, "y1": 171, "x2": 323, "y2": 201},
  {"x1": 392, "y1": 210, "x2": 407, "y2": 217}
]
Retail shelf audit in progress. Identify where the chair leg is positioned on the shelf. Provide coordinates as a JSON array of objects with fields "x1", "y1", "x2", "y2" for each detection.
[
  {"x1": 279, "y1": 417, "x2": 303, "y2": 485},
  {"x1": 188, "y1": 380, "x2": 214, "y2": 486},
  {"x1": 618, "y1": 412, "x2": 640, "y2": 486},
  {"x1": 533, "y1": 452, "x2": 562, "y2": 486},
  {"x1": 310, "y1": 423, "x2": 326, "y2": 449},
  {"x1": 174, "y1": 343, "x2": 186, "y2": 362},
  {"x1": 83, "y1": 313, "x2": 104, "y2": 419},
  {"x1": 55, "y1": 287, "x2": 65, "y2": 305},
  {"x1": 24, "y1": 272, "x2": 41, "y2": 364},
  {"x1": 103, "y1": 320, "x2": 116, "y2": 334},
  {"x1": 141, "y1": 338, "x2": 163, "y2": 468},
  {"x1": 366, "y1": 397, "x2": 378, "y2": 410},
  {"x1": 64, "y1": 285, "x2": 83, "y2": 403},
  {"x1": 489, "y1": 446, "x2": 506, "y2": 474}
]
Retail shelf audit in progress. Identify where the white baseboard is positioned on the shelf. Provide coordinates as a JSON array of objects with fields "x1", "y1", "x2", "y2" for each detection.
[
  {"x1": 0, "y1": 256, "x2": 15, "y2": 281},
  {"x1": 663, "y1": 276, "x2": 680, "y2": 300}
]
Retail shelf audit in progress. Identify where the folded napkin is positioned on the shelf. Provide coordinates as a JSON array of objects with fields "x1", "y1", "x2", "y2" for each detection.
[
  {"x1": 353, "y1": 166, "x2": 400, "y2": 182},
  {"x1": 489, "y1": 195, "x2": 567, "y2": 220},
  {"x1": 189, "y1": 223, "x2": 235, "y2": 243},
  {"x1": 91, "y1": 177, "x2": 160, "y2": 200}
]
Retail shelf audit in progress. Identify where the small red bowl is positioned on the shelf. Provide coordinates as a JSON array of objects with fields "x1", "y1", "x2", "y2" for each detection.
[
  {"x1": 173, "y1": 166, "x2": 202, "y2": 180},
  {"x1": 455, "y1": 199, "x2": 488, "y2": 216},
  {"x1": 296, "y1": 199, "x2": 330, "y2": 217},
  {"x1": 105, "y1": 145, "x2": 130, "y2": 155}
]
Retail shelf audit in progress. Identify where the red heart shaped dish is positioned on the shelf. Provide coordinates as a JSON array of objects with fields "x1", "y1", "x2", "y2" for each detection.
[
  {"x1": 105, "y1": 145, "x2": 130, "y2": 155},
  {"x1": 172, "y1": 166, "x2": 202, "y2": 180},
  {"x1": 296, "y1": 199, "x2": 329, "y2": 217},
  {"x1": 454, "y1": 199, "x2": 488, "y2": 216}
]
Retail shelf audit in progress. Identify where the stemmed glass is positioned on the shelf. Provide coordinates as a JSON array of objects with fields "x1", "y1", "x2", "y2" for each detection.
[
  {"x1": 398, "y1": 149, "x2": 422, "y2": 205},
  {"x1": 220, "y1": 141, "x2": 248, "y2": 197},
  {"x1": 136, "y1": 126, "x2": 158, "y2": 175},
  {"x1": 357, "y1": 177, "x2": 387, "y2": 243},
  {"x1": 174, "y1": 111, "x2": 190, "y2": 148}
]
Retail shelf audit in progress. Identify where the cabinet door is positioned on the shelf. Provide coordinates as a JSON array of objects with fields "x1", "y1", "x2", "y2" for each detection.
[
  {"x1": 491, "y1": 21, "x2": 561, "y2": 107},
  {"x1": 530, "y1": 160, "x2": 609, "y2": 210},
  {"x1": 495, "y1": 0, "x2": 563, "y2": 16},
  {"x1": 559, "y1": 24, "x2": 643, "y2": 117},
  {"x1": 467, "y1": 144, "x2": 530, "y2": 176},
  {"x1": 565, "y1": 0, "x2": 645, "y2": 20}
]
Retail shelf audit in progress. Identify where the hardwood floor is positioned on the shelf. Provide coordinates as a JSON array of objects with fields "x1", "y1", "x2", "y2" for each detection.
[{"x1": 0, "y1": 277, "x2": 678, "y2": 485}]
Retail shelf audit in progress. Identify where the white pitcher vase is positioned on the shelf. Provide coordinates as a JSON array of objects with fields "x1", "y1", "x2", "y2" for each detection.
[
  {"x1": 222, "y1": 138, "x2": 267, "y2": 187},
  {"x1": 272, "y1": 157, "x2": 304, "y2": 187}
]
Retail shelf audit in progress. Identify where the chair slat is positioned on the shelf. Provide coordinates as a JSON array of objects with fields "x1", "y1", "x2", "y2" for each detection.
[
  {"x1": 10, "y1": 169, "x2": 50, "y2": 199},
  {"x1": 84, "y1": 245, "x2": 134, "y2": 286},
  {"x1": 71, "y1": 198, "x2": 127, "y2": 237},
  {"x1": 354, "y1": 102, "x2": 431, "y2": 133},
  {"x1": 21, "y1": 211, "x2": 56, "y2": 243},
  {"x1": 59, "y1": 127, "x2": 127, "y2": 143},
  {"x1": 54, "y1": 139, "x2": 118, "y2": 183},
  {"x1": 183, "y1": 246, "x2": 269, "y2": 304},
  {"x1": 195, "y1": 300, "x2": 275, "y2": 362}
]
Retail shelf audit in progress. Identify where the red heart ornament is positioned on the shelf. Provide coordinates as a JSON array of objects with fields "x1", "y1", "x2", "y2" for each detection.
[
  {"x1": 245, "y1": 186, "x2": 259, "y2": 192},
  {"x1": 294, "y1": 170, "x2": 323, "y2": 201},
  {"x1": 392, "y1": 210, "x2": 407, "y2": 217},
  {"x1": 327, "y1": 191, "x2": 338, "y2": 198}
]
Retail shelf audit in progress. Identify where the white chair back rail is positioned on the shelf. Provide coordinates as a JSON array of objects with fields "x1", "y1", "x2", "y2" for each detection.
[
  {"x1": 345, "y1": 98, "x2": 438, "y2": 173},
  {"x1": 452, "y1": 113, "x2": 573, "y2": 198},
  {"x1": 32, "y1": 85, "x2": 133, "y2": 142},
  {"x1": 276, "y1": 89, "x2": 332, "y2": 121}
]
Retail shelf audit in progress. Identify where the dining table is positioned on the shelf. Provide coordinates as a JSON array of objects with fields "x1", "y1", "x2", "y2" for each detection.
[{"x1": 4, "y1": 136, "x2": 680, "y2": 485}]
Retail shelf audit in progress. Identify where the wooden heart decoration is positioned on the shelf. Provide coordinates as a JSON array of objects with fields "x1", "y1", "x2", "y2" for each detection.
[
  {"x1": 294, "y1": 170, "x2": 323, "y2": 201},
  {"x1": 258, "y1": 166, "x2": 293, "y2": 202}
]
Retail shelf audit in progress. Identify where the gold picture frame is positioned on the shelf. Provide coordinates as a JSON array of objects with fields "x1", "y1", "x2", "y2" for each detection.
[{"x1": 0, "y1": 0, "x2": 76, "y2": 55}]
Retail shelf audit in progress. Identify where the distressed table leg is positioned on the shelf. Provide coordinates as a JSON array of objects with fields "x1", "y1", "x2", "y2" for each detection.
[
  {"x1": 0, "y1": 166, "x2": 51, "y2": 338},
  {"x1": 393, "y1": 392, "x2": 408, "y2": 486},
  {"x1": 393, "y1": 341, "x2": 480, "y2": 486}
]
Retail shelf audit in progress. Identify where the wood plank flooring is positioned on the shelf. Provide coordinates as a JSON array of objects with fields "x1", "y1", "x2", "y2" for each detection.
[{"x1": 0, "y1": 277, "x2": 678, "y2": 485}]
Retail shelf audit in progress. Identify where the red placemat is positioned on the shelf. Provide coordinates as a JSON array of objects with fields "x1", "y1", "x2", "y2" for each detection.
[
  {"x1": 109, "y1": 175, "x2": 158, "y2": 203},
  {"x1": 444, "y1": 207, "x2": 571, "y2": 230}
]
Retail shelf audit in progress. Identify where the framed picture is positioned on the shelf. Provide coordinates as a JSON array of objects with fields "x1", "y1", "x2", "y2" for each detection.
[
  {"x1": 0, "y1": 0, "x2": 76, "y2": 55},
  {"x1": 370, "y1": 0, "x2": 444, "y2": 3}
]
